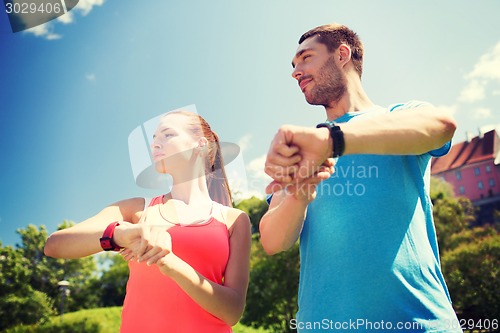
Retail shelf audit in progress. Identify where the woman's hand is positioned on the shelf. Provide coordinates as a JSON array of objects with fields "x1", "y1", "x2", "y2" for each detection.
[{"x1": 117, "y1": 208, "x2": 172, "y2": 266}]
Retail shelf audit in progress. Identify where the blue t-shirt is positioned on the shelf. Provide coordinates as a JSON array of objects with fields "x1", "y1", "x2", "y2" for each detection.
[{"x1": 295, "y1": 101, "x2": 461, "y2": 332}]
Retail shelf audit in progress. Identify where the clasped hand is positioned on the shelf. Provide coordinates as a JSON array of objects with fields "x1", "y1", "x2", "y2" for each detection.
[
  {"x1": 265, "y1": 125, "x2": 335, "y2": 194},
  {"x1": 118, "y1": 211, "x2": 173, "y2": 267}
]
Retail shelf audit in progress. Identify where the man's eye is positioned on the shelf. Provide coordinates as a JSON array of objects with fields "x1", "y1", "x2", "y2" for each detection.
[{"x1": 303, "y1": 55, "x2": 311, "y2": 60}]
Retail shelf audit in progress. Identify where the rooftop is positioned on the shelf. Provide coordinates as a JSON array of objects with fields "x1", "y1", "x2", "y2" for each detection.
[{"x1": 431, "y1": 129, "x2": 500, "y2": 174}]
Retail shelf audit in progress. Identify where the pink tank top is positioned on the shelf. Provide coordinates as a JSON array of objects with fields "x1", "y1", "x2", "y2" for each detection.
[{"x1": 121, "y1": 196, "x2": 232, "y2": 333}]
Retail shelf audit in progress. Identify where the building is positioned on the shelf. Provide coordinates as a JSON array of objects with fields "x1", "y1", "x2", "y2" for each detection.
[{"x1": 431, "y1": 128, "x2": 500, "y2": 225}]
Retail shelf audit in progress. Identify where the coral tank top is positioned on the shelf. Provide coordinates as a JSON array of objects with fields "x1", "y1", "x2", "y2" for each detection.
[{"x1": 120, "y1": 196, "x2": 232, "y2": 333}]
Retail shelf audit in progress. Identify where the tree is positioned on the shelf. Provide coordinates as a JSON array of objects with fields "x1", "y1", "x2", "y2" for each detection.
[
  {"x1": 431, "y1": 177, "x2": 500, "y2": 324},
  {"x1": 0, "y1": 242, "x2": 55, "y2": 330},
  {"x1": 430, "y1": 177, "x2": 476, "y2": 252},
  {"x1": 241, "y1": 238, "x2": 299, "y2": 333},
  {"x1": 0, "y1": 222, "x2": 103, "y2": 330},
  {"x1": 16, "y1": 222, "x2": 99, "y2": 312},
  {"x1": 93, "y1": 252, "x2": 129, "y2": 307},
  {"x1": 234, "y1": 196, "x2": 269, "y2": 234},
  {"x1": 441, "y1": 228, "x2": 500, "y2": 322}
]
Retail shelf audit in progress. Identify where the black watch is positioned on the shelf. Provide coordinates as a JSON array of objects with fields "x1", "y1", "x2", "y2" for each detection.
[{"x1": 316, "y1": 121, "x2": 345, "y2": 158}]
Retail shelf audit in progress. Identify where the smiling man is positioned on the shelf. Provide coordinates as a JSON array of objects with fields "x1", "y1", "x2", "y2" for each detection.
[{"x1": 260, "y1": 24, "x2": 462, "y2": 332}]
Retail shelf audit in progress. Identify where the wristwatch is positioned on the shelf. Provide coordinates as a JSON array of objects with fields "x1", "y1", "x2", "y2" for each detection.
[
  {"x1": 100, "y1": 222, "x2": 123, "y2": 251},
  {"x1": 316, "y1": 121, "x2": 345, "y2": 158}
]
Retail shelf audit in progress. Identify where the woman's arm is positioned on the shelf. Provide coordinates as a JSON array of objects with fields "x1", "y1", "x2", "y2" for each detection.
[{"x1": 44, "y1": 197, "x2": 145, "y2": 259}]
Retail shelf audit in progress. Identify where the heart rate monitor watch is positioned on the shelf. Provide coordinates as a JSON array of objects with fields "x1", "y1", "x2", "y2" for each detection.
[{"x1": 100, "y1": 222, "x2": 123, "y2": 252}]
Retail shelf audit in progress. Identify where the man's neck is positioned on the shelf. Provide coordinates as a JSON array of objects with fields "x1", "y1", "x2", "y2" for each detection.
[{"x1": 324, "y1": 75, "x2": 374, "y2": 121}]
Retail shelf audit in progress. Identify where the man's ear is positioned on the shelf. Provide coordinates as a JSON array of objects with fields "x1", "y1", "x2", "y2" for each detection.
[{"x1": 338, "y1": 44, "x2": 351, "y2": 65}]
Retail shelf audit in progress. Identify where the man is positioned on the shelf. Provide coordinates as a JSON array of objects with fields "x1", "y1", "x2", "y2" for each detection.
[{"x1": 260, "y1": 24, "x2": 461, "y2": 332}]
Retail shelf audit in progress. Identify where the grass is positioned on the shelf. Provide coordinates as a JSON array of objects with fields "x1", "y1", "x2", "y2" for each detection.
[{"x1": 6, "y1": 307, "x2": 270, "y2": 333}]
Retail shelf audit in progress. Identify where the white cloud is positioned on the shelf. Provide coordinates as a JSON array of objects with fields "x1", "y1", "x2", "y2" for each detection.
[
  {"x1": 458, "y1": 80, "x2": 486, "y2": 103},
  {"x1": 237, "y1": 134, "x2": 252, "y2": 153},
  {"x1": 57, "y1": 11, "x2": 74, "y2": 24},
  {"x1": 472, "y1": 107, "x2": 492, "y2": 119},
  {"x1": 24, "y1": 0, "x2": 105, "y2": 40},
  {"x1": 467, "y1": 42, "x2": 500, "y2": 81},
  {"x1": 24, "y1": 24, "x2": 61, "y2": 40},
  {"x1": 436, "y1": 104, "x2": 458, "y2": 115},
  {"x1": 246, "y1": 155, "x2": 270, "y2": 182},
  {"x1": 458, "y1": 41, "x2": 500, "y2": 103},
  {"x1": 76, "y1": 0, "x2": 105, "y2": 16},
  {"x1": 478, "y1": 124, "x2": 500, "y2": 134}
]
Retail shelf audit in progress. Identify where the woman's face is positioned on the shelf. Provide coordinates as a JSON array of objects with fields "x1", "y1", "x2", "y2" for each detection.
[{"x1": 151, "y1": 113, "x2": 201, "y2": 173}]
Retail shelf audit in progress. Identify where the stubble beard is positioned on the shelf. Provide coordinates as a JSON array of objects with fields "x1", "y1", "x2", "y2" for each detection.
[{"x1": 305, "y1": 57, "x2": 346, "y2": 107}]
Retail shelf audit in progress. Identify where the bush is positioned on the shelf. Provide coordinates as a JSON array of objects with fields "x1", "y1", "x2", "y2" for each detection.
[
  {"x1": 442, "y1": 232, "x2": 500, "y2": 322},
  {"x1": 0, "y1": 290, "x2": 55, "y2": 331}
]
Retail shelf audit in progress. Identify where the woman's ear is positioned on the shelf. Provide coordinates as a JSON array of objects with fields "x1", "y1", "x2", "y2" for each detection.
[{"x1": 198, "y1": 137, "x2": 208, "y2": 149}]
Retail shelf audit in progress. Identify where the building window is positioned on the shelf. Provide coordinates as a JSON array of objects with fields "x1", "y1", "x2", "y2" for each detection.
[
  {"x1": 486, "y1": 165, "x2": 492, "y2": 173},
  {"x1": 489, "y1": 178, "x2": 495, "y2": 187},
  {"x1": 455, "y1": 170, "x2": 462, "y2": 180},
  {"x1": 474, "y1": 167, "x2": 480, "y2": 176},
  {"x1": 458, "y1": 186, "x2": 465, "y2": 194},
  {"x1": 478, "y1": 181, "x2": 484, "y2": 190}
]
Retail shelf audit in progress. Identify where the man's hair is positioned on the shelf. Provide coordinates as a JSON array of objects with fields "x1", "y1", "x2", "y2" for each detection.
[{"x1": 299, "y1": 24, "x2": 364, "y2": 78}]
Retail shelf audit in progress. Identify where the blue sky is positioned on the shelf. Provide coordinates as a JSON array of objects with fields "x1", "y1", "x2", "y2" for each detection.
[{"x1": 1, "y1": 0, "x2": 499, "y2": 246}]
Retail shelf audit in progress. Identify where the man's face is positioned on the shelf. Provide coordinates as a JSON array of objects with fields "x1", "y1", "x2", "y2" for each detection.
[{"x1": 291, "y1": 36, "x2": 346, "y2": 106}]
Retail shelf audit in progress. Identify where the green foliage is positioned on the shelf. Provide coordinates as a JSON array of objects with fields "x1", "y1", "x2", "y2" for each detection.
[
  {"x1": 92, "y1": 253, "x2": 129, "y2": 307},
  {"x1": 431, "y1": 177, "x2": 500, "y2": 323},
  {"x1": 4, "y1": 307, "x2": 116, "y2": 333},
  {"x1": 441, "y1": 230, "x2": 500, "y2": 321},
  {"x1": 0, "y1": 223, "x2": 102, "y2": 330},
  {"x1": 242, "y1": 237, "x2": 299, "y2": 333},
  {"x1": 0, "y1": 244, "x2": 32, "y2": 297},
  {"x1": 0, "y1": 290, "x2": 55, "y2": 330},
  {"x1": 235, "y1": 196, "x2": 269, "y2": 233},
  {"x1": 431, "y1": 177, "x2": 476, "y2": 252},
  {"x1": 18, "y1": 223, "x2": 100, "y2": 312},
  {"x1": 5, "y1": 307, "x2": 269, "y2": 333}
]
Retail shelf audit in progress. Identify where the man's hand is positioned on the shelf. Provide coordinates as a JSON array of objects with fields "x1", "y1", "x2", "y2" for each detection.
[
  {"x1": 266, "y1": 158, "x2": 335, "y2": 196},
  {"x1": 264, "y1": 125, "x2": 333, "y2": 193}
]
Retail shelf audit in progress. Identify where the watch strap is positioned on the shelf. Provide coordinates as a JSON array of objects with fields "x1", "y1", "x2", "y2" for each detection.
[
  {"x1": 316, "y1": 121, "x2": 345, "y2": 158},
  {"x1": 100, "y1": 222, "x2": 122, "y2": 251}
]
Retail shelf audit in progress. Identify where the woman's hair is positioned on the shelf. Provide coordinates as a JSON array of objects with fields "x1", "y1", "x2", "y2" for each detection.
[{"x1": 165, "y1": 110, "x2": 233, "y2": 206}]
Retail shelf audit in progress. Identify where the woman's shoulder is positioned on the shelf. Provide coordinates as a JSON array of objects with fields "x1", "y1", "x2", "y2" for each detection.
[
  {"x1": 215, "y1": 204, "x2": 250, "y2": 233},
  {"x1": 106, "y1": 197, "x2": 149, "y2": 223}
]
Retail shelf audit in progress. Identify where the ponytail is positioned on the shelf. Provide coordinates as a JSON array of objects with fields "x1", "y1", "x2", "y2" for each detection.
[{"x1": 207, "y1": 132, "x2": 232, "y2": 207}]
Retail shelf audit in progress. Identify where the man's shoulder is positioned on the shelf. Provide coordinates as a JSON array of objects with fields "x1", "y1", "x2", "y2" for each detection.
[{"x1": 389, "y1": 100, "x2": 432, "y2": 112}]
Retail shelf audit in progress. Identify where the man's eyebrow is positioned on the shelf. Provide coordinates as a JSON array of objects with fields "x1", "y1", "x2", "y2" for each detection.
[{"x1": 292, "y1": 48, "x2": 313, "y2": 68}]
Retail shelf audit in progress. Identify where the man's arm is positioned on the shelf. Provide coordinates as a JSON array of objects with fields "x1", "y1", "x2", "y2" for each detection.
[
  {"x1": 260, "y1": 159, "x2": 334, "y2": 254},
  {"x1": 265, "y1": 106, "x2": 456, "y2": 192},
  {"x1": 342, "y1": 106, "x2": 456, "y2": 155}
]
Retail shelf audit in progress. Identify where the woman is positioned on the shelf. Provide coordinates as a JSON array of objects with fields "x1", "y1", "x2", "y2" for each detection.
[{"x1": 44, "y1": 110, "x2": 251, "y2": 332}]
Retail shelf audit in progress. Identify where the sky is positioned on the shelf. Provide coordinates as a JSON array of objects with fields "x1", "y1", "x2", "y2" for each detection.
[{"x1": 1, "y1": 0, "x2": 499, "y2": 246}]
